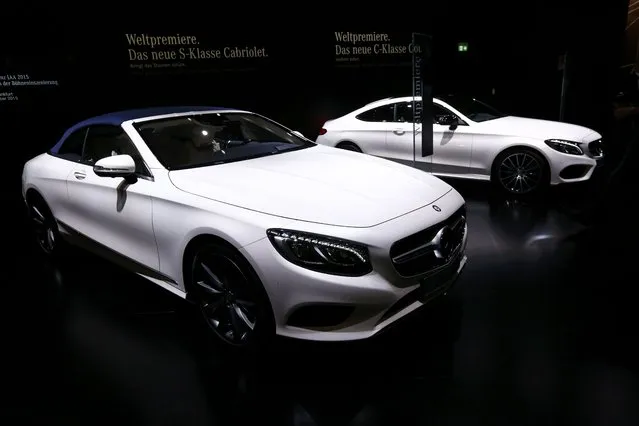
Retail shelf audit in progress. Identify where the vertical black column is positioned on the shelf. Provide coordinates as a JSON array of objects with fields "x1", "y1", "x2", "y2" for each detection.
[{"x1": 412, "y1": 33, "x2": 434, "y2": 158}]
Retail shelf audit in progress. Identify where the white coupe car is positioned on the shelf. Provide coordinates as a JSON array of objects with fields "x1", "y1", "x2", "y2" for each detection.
[
  {"x1": 22, "y1": 106, "x2": 468, "y2": 348},
  {"x1": 316, "y1": 96, "x2": 604, "y2": 195}
]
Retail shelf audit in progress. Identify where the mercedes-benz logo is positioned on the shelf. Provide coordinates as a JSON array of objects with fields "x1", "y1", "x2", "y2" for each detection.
[
  {"x1": 433, "y1": 226, "x2": 454, "y2": 259},
  {"x1": 432, "y1": 205, "x2": 441, "y2": 212}
]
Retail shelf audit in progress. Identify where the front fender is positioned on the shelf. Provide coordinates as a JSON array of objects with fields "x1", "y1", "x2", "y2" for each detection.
[
  {"x1": 151, "y1": 191, "x2": 293, "y2": 289},
  {"x1": 471, "y1": 134, "x2": 549, "y2": 174}
]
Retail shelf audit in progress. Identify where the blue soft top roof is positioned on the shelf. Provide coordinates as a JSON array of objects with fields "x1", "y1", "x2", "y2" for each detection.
[{"x1": 51, "y1": 106, "x2": 227, "y2": 154}]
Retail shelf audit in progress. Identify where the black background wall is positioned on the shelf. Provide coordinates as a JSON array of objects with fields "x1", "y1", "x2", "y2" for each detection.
[{"x1": 2, "y1": 3, "x2": 629, "y2": 168}]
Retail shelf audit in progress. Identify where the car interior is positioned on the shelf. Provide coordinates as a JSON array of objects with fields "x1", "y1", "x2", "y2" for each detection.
[{"x1": 136, "y1": 114, "x2": 304, "y2": 169}]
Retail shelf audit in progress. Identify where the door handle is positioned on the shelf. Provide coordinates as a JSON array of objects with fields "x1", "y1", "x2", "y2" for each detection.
[
  {"x1": 73, "y1": 171, "x2": 86, "y2": 180},
  {"x1": 393, "y1": 129, "x2": 405, "y2": 135}
]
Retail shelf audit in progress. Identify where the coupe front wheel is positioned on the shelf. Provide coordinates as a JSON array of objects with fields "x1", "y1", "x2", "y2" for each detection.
[
  {"x1": 493, "y1": 149, "x2": 548, "y2": 195},
  {"x1": 190, "y1": 243, "x2": 274, "y2": 349}
]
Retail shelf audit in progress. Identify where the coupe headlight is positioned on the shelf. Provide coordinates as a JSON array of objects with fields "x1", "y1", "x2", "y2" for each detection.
[
  {"x1": 544, "y1": 139, "x2": 584, "y2": 156},
  {"x1": 266, "y1": 229, "x2": 372, "y2": 276}
]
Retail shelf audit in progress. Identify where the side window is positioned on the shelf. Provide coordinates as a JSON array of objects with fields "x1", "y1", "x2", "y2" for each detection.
[
  {"x1": 57, "y1": 128, "x2": 87, "y2": 161},
  {"x1": 82, "y1": 125, "x2": 150, "y2": 176},
  {"x1": 395, "y1": 102, "x2": 415, "y2": 123},
  {"x1": 433, "y1": 104, "x2": 453, "y2": 124},
  {"x1": 356, "y1": 104, "x2": 395, "y2": 122}
]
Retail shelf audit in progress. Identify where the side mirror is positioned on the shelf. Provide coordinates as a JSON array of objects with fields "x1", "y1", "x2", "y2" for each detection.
[
  {"x1": 291, "y1": 130, "x2": 305, "y2": 139},
  {"x1": 437, "y1": 114, "x2": 458, "y2": 130},
  {"x1": 93, "y1": 154, "x2": 136, "y2": 178}
]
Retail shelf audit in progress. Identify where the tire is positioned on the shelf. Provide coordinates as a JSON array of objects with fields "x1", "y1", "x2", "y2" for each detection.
[
  {"x1": 26, "y1": 194, "x2": 62, "y2": 256},
  {"x1": 188, "y1": 242, "x2": 275, "y2": 350},
  {"x1": 336, "y1": 142, "x2": 362, "y2": 152},
  {"x1": 492, "y1": 148, "x2": 549, "y2": 195}
]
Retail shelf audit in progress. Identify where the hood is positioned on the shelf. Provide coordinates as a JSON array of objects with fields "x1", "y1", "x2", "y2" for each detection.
[
  {"x1": 478, "y1": 116, "x2": 600, "y2": 142},
  {"x1": 169, "y1": 145, "x2": 452, "y2": 228}
]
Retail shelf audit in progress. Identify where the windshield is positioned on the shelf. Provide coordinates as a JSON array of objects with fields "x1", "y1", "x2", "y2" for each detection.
[
  {"x1": 134, "y1": 112, "x2": 314, "y2": 170},
  {"x1": 443, "y1": 96, "x2": 506, "y2": 122}
]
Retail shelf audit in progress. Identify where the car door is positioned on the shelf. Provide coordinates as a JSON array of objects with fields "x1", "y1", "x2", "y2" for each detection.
[
  {"x1": 384, "y1": 101, "x2": 431, "y2": 171},
  {"x1": 350, "y1": 103, "x2": 395, "y2": 157},
  {"x1": 432, "y1": 103, "x2": 472, "y2": 175},
  {"x1": 41, "y1": 127, "x2": 89, "y2": 224},
  {"x1": 65, "y1": 125, "x2": 159, "y2": 270}
]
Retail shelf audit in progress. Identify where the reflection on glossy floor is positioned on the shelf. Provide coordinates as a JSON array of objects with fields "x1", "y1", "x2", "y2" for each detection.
[{"x1": 5, "y1": 180, "x2": 639, "y2": 426}]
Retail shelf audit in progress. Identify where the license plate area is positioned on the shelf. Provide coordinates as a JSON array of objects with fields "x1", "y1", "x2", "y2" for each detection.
[{"x1": 418, "y1": 254, "x2": 466, "y2": 299}]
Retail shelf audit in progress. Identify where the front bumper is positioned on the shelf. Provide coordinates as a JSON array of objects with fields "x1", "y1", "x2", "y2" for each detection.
[
  {"x1": 241, "y1": 215, "x2": 468, "y2": 342},
  {"x1": 546, "y1": 141, "x2": 604, "y2": 185}
]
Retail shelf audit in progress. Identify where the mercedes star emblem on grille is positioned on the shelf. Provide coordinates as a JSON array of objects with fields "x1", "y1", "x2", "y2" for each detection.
[
  {"x1": 433, "y1": 226, "x2": 454, "y2": 259},
  {"x1": 432, "y1": 205, "x2": 441, "y2": 212}
]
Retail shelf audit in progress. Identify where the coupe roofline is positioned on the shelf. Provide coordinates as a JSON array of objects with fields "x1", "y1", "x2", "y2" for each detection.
[
  {"x1": 345, "y1": 96, "x2": 474, "y2": 125},
  {"x1": 349, "y1": 96, "x2": 453, "y2": 113}
]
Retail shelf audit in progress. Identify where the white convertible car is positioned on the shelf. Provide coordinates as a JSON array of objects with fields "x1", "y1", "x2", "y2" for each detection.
[
  {"x1": 316, "y1": 96, "x2": 604, "y2": 195},
  {"x1": 22, "y1": 106, "x2": 468, "y2": 348}
]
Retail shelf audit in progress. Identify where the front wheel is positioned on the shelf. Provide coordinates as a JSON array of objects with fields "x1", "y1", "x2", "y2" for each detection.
[
  {"x1": 189, "y1": 243, "x2": 274, "y2": 349},
  {"x1": 492, "y1": 149, "x2": 548, "y2": 195}
]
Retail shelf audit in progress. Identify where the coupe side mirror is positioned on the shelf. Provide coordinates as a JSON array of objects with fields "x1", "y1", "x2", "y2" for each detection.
[
  {"x1": 437, "y1": 114, "x2": 458, "y2": 130},
  {"x1": 93, "y1": 154, "x2": 136, "y2": 178}
]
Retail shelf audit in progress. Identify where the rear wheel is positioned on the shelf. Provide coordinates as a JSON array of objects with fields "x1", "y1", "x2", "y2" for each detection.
[
  {"x1": 336, "y1": 142, "x2": 362, "y2": 152},
  {"x1": 189, "y1": 242, "x2": 274, "y2": 349},
  {"x1": 492, "y1": 149, "x2": 548, "y2": 195},
  {"x1": 27, "y1": 195, "x2": 60, "y2": 256}
]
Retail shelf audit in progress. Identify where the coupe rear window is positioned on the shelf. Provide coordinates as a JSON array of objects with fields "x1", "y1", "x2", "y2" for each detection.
[{"x1": 134, "y1": 112, "x2": 314, "y2": 170}]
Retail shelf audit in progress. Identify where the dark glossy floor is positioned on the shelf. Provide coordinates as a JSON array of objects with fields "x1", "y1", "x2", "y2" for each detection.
[{"x1": 5, "y1": 171, "x2": 639, "y2": 426}]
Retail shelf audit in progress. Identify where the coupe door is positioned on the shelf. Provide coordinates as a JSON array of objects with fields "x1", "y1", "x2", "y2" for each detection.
[
  {"x1": 384, "y1": 101, "x2": 431, "y2": 171},
  {"x1": 350, "y1": 103, "x2": 395, "y2": 157},
  {"x1": 432, "y1": 104, "x2": 473, "y2": 175},
  {"x1": 65, "y1": 125, "x2": 159, "y2": 270}
]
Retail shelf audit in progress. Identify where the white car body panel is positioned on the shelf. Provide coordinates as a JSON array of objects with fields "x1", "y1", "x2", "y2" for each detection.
[
  {"x1": 22, "y1": 108, "x2": 467, "y2": 341},
  {"x1": 168, "y1": 144, "x2": 452, "y2": 228},
  {"x1": 316, "y1": 96, "x2": 603, "y2": 186},
  {"x1": 64, "y1": 163, "x2": 158, "y2": 268},
  {"x1": 241, "y1": 188, "x2": 466, "y2": 341}
]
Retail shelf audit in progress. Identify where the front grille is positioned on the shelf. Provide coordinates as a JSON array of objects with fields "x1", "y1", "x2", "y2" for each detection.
[
  {"x1": 389, "y1": 206, "x2": 466, "y2": 277},
  {"x1": 588, "y1": 139, "x2": 604, "y2": 158}
]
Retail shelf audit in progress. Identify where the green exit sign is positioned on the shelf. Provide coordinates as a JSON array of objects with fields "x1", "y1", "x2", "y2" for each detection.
[{"x1": 457, "y1": 42, "x2": 469, "y2": 52}]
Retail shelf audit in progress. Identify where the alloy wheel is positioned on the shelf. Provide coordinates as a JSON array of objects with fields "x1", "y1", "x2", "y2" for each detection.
[
  {"x1": 30, "y1": 202, "x2": 56, "y2": 254},
  {"x1": 497, "y1": 152, "x2": 543, "y2": 194},
  {"x1": 192, "y1": 251, "x2": 258, "y2": 346}
]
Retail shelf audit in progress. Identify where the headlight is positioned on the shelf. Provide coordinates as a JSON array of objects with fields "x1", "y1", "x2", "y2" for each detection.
[
  {"x1": 544, "y1": 139, "x2": 584, "y2": 156},
  {"x1": 266, "y1": 229, "x2": 372, "y2": 276}
]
